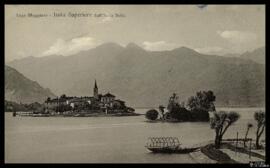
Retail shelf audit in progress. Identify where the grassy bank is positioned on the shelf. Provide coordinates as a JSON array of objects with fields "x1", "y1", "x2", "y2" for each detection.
[{"x1": 201, "y1": 144, "x2": 238, "y2": 163}]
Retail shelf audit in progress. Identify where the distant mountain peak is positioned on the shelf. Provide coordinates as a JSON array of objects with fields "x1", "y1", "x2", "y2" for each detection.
[
  {"x1": 240, "y1": 46, "x2": 265, "y2": 64},
  {"x1": 172, "y1": 46, "x2": 199, "y2": 55},
  {"x1": 5, "y1": 65, "x2": 56, "y2": 103},
  {"x1": 126, "y1": 42, "x2": 144, "y2": 50}
]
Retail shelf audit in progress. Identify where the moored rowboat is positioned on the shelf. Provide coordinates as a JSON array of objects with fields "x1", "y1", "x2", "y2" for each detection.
[
  {"x1": 145, "y1": 137, "x2": 199, "y2": 154},
  {"x1": 145, "y1": 146, "x2": 199, "y2": 153}
]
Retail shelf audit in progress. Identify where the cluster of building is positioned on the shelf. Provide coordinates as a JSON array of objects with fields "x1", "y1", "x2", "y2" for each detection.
[{"x1": 45, "y1": 80, "x2": 128, "y2": 113}]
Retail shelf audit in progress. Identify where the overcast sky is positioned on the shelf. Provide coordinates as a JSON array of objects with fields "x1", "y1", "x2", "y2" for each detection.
[{"x1": 5, "y1": 5, "x2": 265, "y2": 62}]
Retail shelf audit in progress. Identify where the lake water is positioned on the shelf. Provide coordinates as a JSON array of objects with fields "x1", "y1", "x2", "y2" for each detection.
[{"x1": 5, "y1": 107, "x2": 265, "y2": 163}]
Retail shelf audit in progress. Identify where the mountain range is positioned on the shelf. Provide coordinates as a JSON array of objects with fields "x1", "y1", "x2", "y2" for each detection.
[
  {"x1": 221, "y1": 47, "x2": 265, "y2": 65},
  {"x1": 6, "y1": 43, "x2": 265, "y2": 107},
  {"x1": 239, "y1": 47, "x2": 265, "y2": 64},
  {"x1": 5, "y1": 65, "x2": 56, "y2": 104}
]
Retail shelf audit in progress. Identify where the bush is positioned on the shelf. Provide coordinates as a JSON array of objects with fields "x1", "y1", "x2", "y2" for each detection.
[
  {"x1": 53, "y1": 104, "x2": 73, "y2": 113},
  {"x1": 126, "y1": 107, "x2": 135, "y2": 113},
  {"x1": 187, "y1": 90, "x2": 216, "y2": 112},
  {"x1": 5, "y1": 100, "x2": 28, "y2": 112},
  {"x1": 190, "y1": 109, "x2": 209, "y2": 121},
  {"x1": 170, "y1": 106, "x2": 191, "y2": 121},
  {"x1": 145, "y1": 109, "x2": 159, "y2": 120}
]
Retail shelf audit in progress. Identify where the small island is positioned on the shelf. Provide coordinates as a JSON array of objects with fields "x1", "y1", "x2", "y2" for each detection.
[
  {"x1": 10, "y1": 80, "x2": 139, "y2": 117},
  {"x1": 145, "y1": 90, "x2": 216, "y2": 122}
]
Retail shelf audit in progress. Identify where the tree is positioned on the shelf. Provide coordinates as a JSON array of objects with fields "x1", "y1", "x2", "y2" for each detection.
[
  {"x1": 36, "y1": 106, "x2": 46, "y2": 113},
  {"x1": 126, "y1": 107, "x2": 135, "y2": 113},
  {"x1": 76, "y1": 102, "x2": 90, "y2": 112},
  {"x1": 254, "y1": 111, "x2": 265, "y2": 149},
  {"x1": 166, "y1": 93, "x2": 191, "y2": 121},
  {"x1": 210, "y1": 111, "x2": 240, "y2": 148},
  {"x1": 180, "y1": 101, "x2": 185, "y2": 108},
  {"x1": 187, "y1": 90, "x2": 216, "y2": 111},
  {"x1": 55, "y1": 103, "x2": 73, "y2": 113},
  {"x1": 167, "y1": 93, "x2": 179, "y2": 112},
  {"x1": 88, "y1": 100, "x2": 100, "y2": 111},
  {"x1": 187, "y1": 90, "x2": 216, "y2": 121},
  {"x1": 244, "y1": 123, "x2": 253, "y2": 147},
  {"x1": 170, "y1": 106, "x2": 190, "y2": 121},
  {"x1": 158, "y1": 105, "x2": 165, "y2": 120},
  {"x1": 28, "y1": 102, "x2": 43, "y2": 111},
  {"x1": 60, "y1": 94, "x2": 67, "y2": 99},
  {"x1": 145, "y1": 109, "x2": 159, "y2": 121},
  {"x1": 5, "y1": 100, "x2": 28, "y2": 112},
  {"x1": 46, "y1": 97, "x2": 51, "y2": 102}
]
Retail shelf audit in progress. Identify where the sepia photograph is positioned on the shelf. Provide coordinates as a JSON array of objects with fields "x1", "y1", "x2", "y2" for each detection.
[{"x1": 4, "y1": 4, "x2": 266, "y2": 164}]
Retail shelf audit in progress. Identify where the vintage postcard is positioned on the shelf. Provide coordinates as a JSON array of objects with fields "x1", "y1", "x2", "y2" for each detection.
[{"x1": 4, "y1": 5, "x2": 266, "y2": 164}]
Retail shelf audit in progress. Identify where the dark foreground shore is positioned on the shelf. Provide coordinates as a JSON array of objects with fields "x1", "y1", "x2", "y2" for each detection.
[{"x1": 189, "y1": 141, "x2": 265, "y2": 163}]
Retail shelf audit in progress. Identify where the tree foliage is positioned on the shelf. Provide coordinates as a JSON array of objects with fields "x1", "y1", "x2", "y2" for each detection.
[
  {"x1": 187, "y1": 90, "x2": 216, "y2": 121},
  {"x1": 254, "y1": 111, "x2": 265, "y2": 149},
  {"x1": 167, "y1": 93, "x2": 179, "y2": 112},
  {"x1": 165, "y1": 93, "x2": 191, "y2": 121},
  {"x1": 159, "y1": 91, "x2": 216, "y2": 122},
  {"x1": 52, "y1": 104, "x2": 73, "y2": 113},
  {"x1": 244, "y1": 122, "x2": 253, "y2": 147},
  {"x1": 60, "y1": 94, "x2": 67, "y2": 99},
  {"x1": 187, "y1": 90, "x2": 216, "y2": 111},
  {"x1": 210, "y1": 111, "x2": 240, "y2": 148},
  {"x1": 145, "y1": 109, "x2": 159, "y2": 120},
  {"x1": 5, "y1": 100, "x2": 46, "y2": 112},
  {"x1": 158, "y1": 105, "x2": 165, "y2": 120}
]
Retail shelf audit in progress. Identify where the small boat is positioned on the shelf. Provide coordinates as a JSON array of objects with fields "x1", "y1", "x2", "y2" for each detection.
[
  {"x1": 145, "y1": 137, "x2": 199, "y2": 154},
  {"x1": 145, "y1": 145, "x2": 199, "y2": 153}
]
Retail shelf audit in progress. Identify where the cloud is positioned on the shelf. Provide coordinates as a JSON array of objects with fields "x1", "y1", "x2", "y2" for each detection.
[
  {"x1": 41, "y1": 36, "x2": 99, "y2": 56},
  {"x1": 217, "y1": 30, "x2": 257, "y2": 44},
  {"x1": 142, "y1": 41, "x2": 179, "y2": 51},
  {"x1": 194, "y1": 46, "x2": 224, "y2": 54}
]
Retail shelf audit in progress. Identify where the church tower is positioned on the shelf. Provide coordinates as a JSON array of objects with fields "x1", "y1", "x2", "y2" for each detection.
[{"x1": 94, "y1": 79, "x2": 99, "y2": 99}]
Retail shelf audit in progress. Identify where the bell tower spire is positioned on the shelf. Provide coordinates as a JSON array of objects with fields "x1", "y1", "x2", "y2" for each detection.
[{"x1": 94, "y1": 79, "x2": 98, "y2": 99}]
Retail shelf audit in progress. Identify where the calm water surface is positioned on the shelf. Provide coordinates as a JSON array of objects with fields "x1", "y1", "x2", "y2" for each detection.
[{"x1": 5, "y1": 107, "x2": 265, "y2": 163}]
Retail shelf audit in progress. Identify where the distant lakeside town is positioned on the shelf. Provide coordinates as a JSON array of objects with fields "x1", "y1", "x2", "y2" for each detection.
[{"x1": 7, "y1": 80, "x2": 139, "y2": 117}]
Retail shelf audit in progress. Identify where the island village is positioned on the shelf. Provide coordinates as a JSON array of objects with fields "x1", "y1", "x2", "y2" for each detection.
[{"x1": 28, "y1": 80, "x2": 136, "y2": 116}]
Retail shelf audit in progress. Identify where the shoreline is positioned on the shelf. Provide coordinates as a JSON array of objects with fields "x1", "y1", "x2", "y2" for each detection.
[
  {"x1": 188, "y1": 141, "x2": 265, "y2": 164},
  {"x1": 133, "y1": 106, "x2": 265, "y2": 109},
  {"x1": 12, "y1": 112, "x2": 143, "y2": 117}
]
